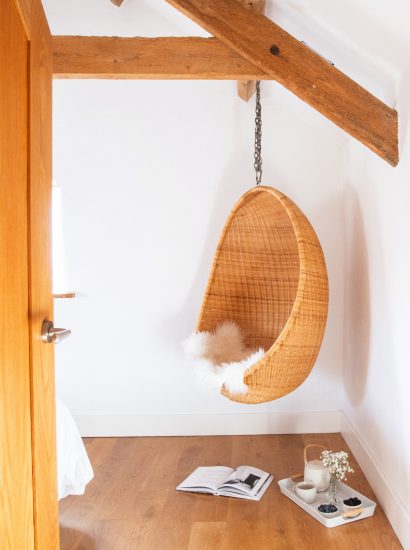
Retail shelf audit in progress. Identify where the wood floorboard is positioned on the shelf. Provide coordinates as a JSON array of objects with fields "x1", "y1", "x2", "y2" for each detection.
[{"x1": 59, "y1": 434, "x2": 402, "y2": 549}]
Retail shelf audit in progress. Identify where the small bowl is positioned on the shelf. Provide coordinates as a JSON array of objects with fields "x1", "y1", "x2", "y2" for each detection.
[
  {"x1": 343, "y1": 497, "x2": 362, "y2": 511},
  {"x1": 318, "y1": 503, "x2": 339, "y2": 518}
]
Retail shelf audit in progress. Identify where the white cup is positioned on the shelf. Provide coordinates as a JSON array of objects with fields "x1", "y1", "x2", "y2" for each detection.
[{"x1": 295, "y1": 481, "x2": 317, "y2": 504}]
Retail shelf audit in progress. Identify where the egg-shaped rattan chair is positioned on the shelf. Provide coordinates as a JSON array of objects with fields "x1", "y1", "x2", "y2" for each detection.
[{"x1": 196, "y1": 186, "x2": 329, "y2": 404}]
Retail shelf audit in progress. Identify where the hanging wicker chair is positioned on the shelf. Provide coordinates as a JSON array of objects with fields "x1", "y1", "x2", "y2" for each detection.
[{"x1": 196, "y1": 186, "x2": 329, "y2": 404}]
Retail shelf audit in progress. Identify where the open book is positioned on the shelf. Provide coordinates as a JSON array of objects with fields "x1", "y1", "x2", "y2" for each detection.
[{"x1": 177, "y1": 465, "x2": 273, "y2": 501}]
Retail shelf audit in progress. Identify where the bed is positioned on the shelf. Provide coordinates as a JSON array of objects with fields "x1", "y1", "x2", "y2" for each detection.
[{"x1": 56, "y1": 399, "x2": 94, "y2": 500}]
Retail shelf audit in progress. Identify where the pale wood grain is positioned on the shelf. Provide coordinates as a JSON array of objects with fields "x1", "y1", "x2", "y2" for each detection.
[
  {"x1": 165, "y1": 0, "x2": 398, "y2": 165},
  {"x1": 12, "y1": 0, "x2": 31, "y2": 37},
  {"x1": 0, "y1": 0, "x2": 34, "y2": 547},
  {"x1": 237, "y1": 79, "x2": 258, "y2": 101},
  {"x1": 59, "y1": 434, "x2": 402, "y2": 549},
  {"x1": 188, "y1": 522, "x2": 227, "y2": 550},
  {"x1": 237, "y1": 0, "x2": 266, "y2": 101},
  {"x1": 52, "y1": 36, "x2": 269, "y2": 80}
]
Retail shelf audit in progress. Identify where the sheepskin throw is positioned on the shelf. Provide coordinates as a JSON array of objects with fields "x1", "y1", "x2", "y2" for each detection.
[{"x1": 183, "y1": 321, "x2": 264, "y2": 395}]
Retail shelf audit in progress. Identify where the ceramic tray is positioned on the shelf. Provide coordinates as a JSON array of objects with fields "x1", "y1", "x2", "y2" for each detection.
[{"x1": 278, "y1": 477, "x2": 377, "y2": 528}]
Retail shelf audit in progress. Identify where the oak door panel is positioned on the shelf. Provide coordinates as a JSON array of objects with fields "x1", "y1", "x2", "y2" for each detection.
[
  {"x1": 27, "y1": 0, "x2": 59, "y2": 547},
  {"x1": 0, "y1": 0, "x2": 34, "y2": 547}
]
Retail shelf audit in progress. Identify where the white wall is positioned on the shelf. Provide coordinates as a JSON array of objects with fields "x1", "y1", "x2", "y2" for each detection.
[
  {"x1": 342, "y1": 74, "x2": 410, "y2": 550},
  {"x1": 53, "y1": 78, "x2": 346, "y2": 421},
  {"x1": 46, "y1": 0, "x2": 347, "y2": 428},
  {"x1": 338, "y1": 1, "x2": 410, "y2": 547}
]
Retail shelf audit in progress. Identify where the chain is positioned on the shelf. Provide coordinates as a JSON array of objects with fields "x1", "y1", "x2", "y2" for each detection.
[{"x1": 254, "y1": 80, "x2": 262, "y2": 186}]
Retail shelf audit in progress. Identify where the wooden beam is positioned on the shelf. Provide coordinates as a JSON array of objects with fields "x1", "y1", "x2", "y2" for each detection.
[
  {"x1": 165, "y1": 0, "x2": 398, "y2": 166},
  {"x1": 52, "y1": 35, "x2": 270, "y2": 80},
  {"x1": 237, "y1": 0, "x2": 265, "y2": 101},
  {"x1": 240, "y1": 0, "x2": 265, "y2": 8}
]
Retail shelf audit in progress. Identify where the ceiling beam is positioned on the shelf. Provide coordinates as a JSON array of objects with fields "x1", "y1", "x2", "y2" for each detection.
[
  {"x1": 165, "y1": 0, "x2": 398, "y2": 166},
  {"x1": 237, "y1": 0, "x2": 266, "y2": 101},
  {"x1": 52, "y1": 36, "x2": 270, "y2": 80}
]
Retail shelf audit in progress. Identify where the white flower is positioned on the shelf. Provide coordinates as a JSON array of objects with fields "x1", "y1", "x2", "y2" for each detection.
[{"x1": 321, "y1": 450, "x2": 354, "y2": 481}]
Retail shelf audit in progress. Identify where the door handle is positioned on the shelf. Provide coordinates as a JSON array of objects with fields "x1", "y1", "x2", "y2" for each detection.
[{"x1": 41, "y1": 320, "x2": 71, "y2": 344}]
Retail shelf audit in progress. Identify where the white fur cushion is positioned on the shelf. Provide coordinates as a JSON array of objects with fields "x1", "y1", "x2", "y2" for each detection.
[{"x1": 183, "y1": 321, "x2": 264, "y2": 395}]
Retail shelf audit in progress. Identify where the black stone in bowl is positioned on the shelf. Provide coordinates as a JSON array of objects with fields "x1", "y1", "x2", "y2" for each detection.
[{"x1": 343, "y1": 497, "x2": 362, "y2": 509}]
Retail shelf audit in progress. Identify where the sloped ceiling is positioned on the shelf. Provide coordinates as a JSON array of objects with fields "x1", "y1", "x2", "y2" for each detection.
[
  {"x1": 41, "y1": 0, "x2": 209, "y2": 37},
  {"x1": 42, "y1": 0, "x2": 410, "y2": 108}
]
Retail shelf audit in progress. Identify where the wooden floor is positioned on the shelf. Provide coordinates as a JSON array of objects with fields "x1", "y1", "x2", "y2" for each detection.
[{"x1": 59, "y1": 433, "x2": 402, "y2": 549}]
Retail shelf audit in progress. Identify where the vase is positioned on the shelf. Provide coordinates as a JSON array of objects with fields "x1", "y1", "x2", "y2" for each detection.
[{"x1": 326, "y1": 475, "x2": 341, "y2": 504}]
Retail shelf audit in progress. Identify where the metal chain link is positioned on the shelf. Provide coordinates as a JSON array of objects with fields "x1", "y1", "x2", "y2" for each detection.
[{"x1": 254, "y1": 80, "x2": 262, "y2": 186}]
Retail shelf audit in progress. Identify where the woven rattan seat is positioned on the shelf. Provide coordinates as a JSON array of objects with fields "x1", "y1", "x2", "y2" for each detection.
[{"x1": 196, "y1": 186, "x2": 329, "y2": 403}]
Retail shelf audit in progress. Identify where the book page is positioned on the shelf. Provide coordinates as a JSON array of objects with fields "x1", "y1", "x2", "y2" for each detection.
[
  {"x1": 218, "y1": 474, "x2": 273, "y2": 501},
  {"x1": 218, "y1": 466, "x2": 270, "y2": 495},
  {"x1": 177, "y1": 466, "x2": 234, "y2": 493}
]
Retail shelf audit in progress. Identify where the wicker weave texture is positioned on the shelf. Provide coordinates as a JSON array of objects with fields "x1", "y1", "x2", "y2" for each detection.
[{"x1": 197, "y1": 186, "x2": 328, "y2": 404}]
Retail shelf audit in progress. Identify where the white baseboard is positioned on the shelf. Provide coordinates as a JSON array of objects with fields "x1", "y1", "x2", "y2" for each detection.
[
  {"x1": 74, "y1": 410, "x2": 341, "y2": 437},
  {"x1": 341, "y1": 412, "x2": 409, "y2": 550}
]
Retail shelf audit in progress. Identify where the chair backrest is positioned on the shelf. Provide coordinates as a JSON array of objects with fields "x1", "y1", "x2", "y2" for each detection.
[{"x1": 197, "y1": 187, "x2": 300, "y2": 350}]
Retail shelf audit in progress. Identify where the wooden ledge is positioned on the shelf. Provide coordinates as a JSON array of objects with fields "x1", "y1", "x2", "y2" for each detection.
[{"x1": 53, "y1": 292, "x2": 76, "y2": 299}]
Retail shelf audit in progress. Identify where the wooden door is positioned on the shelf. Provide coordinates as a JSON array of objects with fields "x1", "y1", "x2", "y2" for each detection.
[
  {"x1": 0, "y1": 1, "x2": 34, "y2": 547},
  {"x1": 1, "y1": 0, "x2": 59, "y2": 548}
]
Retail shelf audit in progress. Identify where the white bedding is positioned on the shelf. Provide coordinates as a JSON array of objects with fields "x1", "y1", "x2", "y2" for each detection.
[{"x1": 56, "y1": 399, "x2": 94, "y2": 500}]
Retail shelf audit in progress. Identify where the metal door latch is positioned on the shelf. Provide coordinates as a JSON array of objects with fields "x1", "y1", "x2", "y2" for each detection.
[{"x1": 41, "y1": 320, "x2": 71, "y2": 344}]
